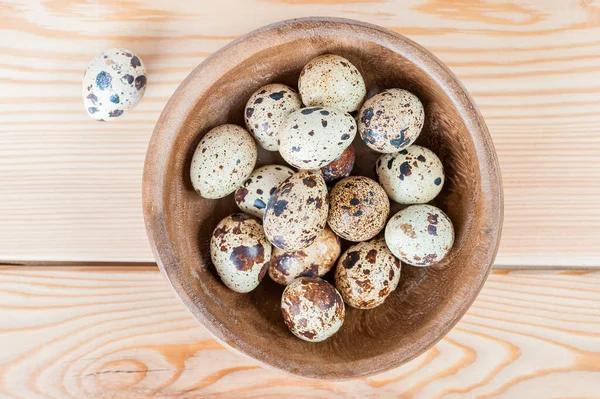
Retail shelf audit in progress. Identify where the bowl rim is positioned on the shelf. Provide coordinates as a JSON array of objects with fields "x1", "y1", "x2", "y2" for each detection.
[{"x1": 142, "y1": 16, "x2": 504, "y2": 380}]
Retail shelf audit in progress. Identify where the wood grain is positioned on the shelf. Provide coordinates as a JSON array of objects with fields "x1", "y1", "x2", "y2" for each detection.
[
  {"x1": 1, "y1": 0, "x2": 600, "y2": 266},
  {"x1": 0, "y1": 266, "x2": 598, "y2": 398}
]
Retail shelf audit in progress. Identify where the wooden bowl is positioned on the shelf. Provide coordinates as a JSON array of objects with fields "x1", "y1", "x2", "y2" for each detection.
[{"x1": 142, "y1": 17, "x2": 503, "y2": 380}]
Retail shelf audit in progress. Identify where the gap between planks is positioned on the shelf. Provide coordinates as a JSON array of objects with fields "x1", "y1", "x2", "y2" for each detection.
[{"x1": 3, "y1": 262, "x2": 600, "y2": 270}]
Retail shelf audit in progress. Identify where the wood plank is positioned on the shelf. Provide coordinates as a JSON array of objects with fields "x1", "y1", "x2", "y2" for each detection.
[
  {"x1": 0, "y1": 266, "x2": 599, "y2": 398},
  {"x1": 1, "y1": 0, "x2": 600, "y2": 265}
]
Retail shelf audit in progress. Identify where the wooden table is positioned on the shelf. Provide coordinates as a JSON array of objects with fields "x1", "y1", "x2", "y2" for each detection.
[{"x1": 1, "y1": 1, "x2": 599, "y2": 397}]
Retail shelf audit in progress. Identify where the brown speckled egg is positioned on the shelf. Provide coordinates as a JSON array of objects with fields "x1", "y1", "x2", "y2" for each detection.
[
  {"x1": 376, "y1": 145, "x2": 445, "y2": 204},
  {"x1": 358, "y1": 89, "x2": 424, "y2": 153},
  {"x1": 234, "y1": 165, "x2": 295, "y2": 218},
  {"x1": 385, "y1": 204, "x2": 454, "y2": 267},
  {"x1": 269, "y1": 226, "x2": 341, "y2": 285},
  {"x1": 298, "y1": 54, "x2": 366, "y2": 113},
  {"x1": 190, "y1": 124, "x2": 257, "y2": 199},
  {"x1": 210, "y1": 213, "x2": 272, "y2": 293},
  {"x1": 281, "y1": 276, "x2": 345, "y2": 342},
  {"x1": 328, "y1": 176, "x2": 389, "y2": 242},
  {"x1": 244, "y1": 84, "x2": 302, "y2": 151},
  {"x1": 335, "y1": 237, "x2": 401, "y2": 309},
  {"x1": 320, "y1": 144, "x2": 355, "y2": 183},
  {"x1": 279, "y1": 107, "x2": 356, "y2": 169},
  {"x1": 263, "y1": 171, "x2": 328, "y2": 251}
]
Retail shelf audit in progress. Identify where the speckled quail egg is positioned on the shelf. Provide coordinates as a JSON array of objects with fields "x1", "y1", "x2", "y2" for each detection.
[
  {"x1": 234, "y1": 165, "x2": 295, "y2": 218},
  {"x1": 335, "y1": 237, "x2": 401, "y2": 309},
  {"x1": 328, "y1": 176, "x2": 389, "y2": 242},
  {"x1": 279, "y1": 107, "x2": 356, "y2": 169},
  {"x1": 281, "y1": 276, "x2": 345, "y2": 342},
  {"x1": 385, "y1": 204, "x2": 454, "y2": 267},
  {"x1": 82, "y1": 48, "x2": 147, "y2": 121},
  {"x1": 320, "y1": 144, "x2": 355, "y2": 184},
  {"x1": 269, "y1": 226, "x2": 341, "y2": 285},
  {"x1": 244, "y1": 84, "x2": 302, "y2": 151},
  {"x1": 298, "y1": 54, "x2": 366, "y2": 113},
  {"x1": 210, "y1": 213, "x2": 272, "y2": 293},
  {"x1": 190, "y1": 124, "x2": 257, "y2": 199},
  {"x1": 358, "y1": 89, "x2": 424, "y2": 153},
  {"x1": 263, "y1": 171, "x2": 329, "y2": 251},
  {"x1": 375, "y1": 145, "x2": 444, "y2": 204}
]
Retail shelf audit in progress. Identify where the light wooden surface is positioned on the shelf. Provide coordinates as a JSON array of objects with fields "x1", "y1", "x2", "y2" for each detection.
[
  {"x1": 1, "y1": 0, "x2": 600, "y2": 266},
  {"x1": 0, "y1": 266, "x2": 598, "y2": 399}
]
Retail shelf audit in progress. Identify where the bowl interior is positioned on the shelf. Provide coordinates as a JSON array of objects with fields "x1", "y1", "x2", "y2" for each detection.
[{"x1": 144, "y1": 18, "x2": 501, "y2": 380}]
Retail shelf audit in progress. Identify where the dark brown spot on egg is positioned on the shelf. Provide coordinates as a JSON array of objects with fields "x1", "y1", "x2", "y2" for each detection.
[
  {"x1": 246, "y1": 108, "x2": 254, "y2": 118},
  {"x1": 399, "y1": 161, "x2": 412, "y2": 181},
  {"x1": 302, "y1": 177, "x2": 317, "y2": 187},
  {"x1": 342, "y1": 251, "x2": 360, "y2": 269},
  {"x1": 304, "y1": 263, "x2": 320, "y2": 277},
  {"x1": 134, "y1": 75, "x2": 147, "y2": 90},
  {"x1": 213, "y1": 226, "x2": 228, "y2": 239},
  {"x1": 229, "y1": 244, "x2": 265, "y2": 271},
  {"x1": 299, "y1": 330, "x2": 317, "y2": 339},
  {"x1": 269, "y1": 91, "x2": 285, "y2": 100},
  {"x1": 271, "y1": 200, "x2": 288, "y2": 216},
  {"x1": 427, "y1": 213, "x2": 439, "y2": 225},
  {"x1": 315, "y1": 197, "x2": 323, "y2": 209},
  {"x1": 366, "y1": 249, "x2": 377, "y2": 264},
  {"x1": 303, "y1": 279, "x2": 342, "y2": 311},
  {"x1": 130, "y1": 56, "x2": 141, "y2": 68},
  {"x1": 320, "y1": 145, "x2": 355, "y2": 183}
]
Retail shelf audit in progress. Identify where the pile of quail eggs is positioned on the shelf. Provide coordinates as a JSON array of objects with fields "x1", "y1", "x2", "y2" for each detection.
[{"x1": 191, "y1": 54, "x2": 454, "y2": 343}]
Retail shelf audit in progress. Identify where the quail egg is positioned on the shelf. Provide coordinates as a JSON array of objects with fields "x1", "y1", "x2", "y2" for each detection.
[
  {"x1": 279, "y1": 106, "x2": 356, "y2": 169},
  {"x1": 376, "y1": 145, "x2": 444, "y2": 204},
  {"x1": 244, "y1": 84, "x2": 302, "y2": 151},
  {"x1": 281, "y1": 276, "x2": 345, "y2": 342},
  {"x1": 82, "y1": 48, "x2": 147, "y2": 121},
  {"x1": 328, "y1": 176, "x2": 389, "y2": 242},
  {"x1": 210, "y1": 213, "x2": 272, "y2": 293},
  {"x1": 335, "y1": 237, "x2": 401, "y2": 309},
  {"x1": 234, "y1": 165, "x2": 295, "y2": 218},
  {"x1": 385, "y1": 204, "x2": 454, "y2": 267},
  {"x1": 190, "y1": 124, "x2": 257, "y2": 199},
  {"x1": 320, "y1": 144, "x2": 355, "y2": 184},
  {"x1": 298, "y1": 54, "x2": 366, "y2": 113},
  {"x1": 269, "y1": 226, "x2": 341, "y2": 285},
  {"x1": 358, "y1": 89, "x2": 424, "y2": 153},
  {"x1": 263, "y1": 171, "x2": 329, "y2": 251}
]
